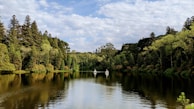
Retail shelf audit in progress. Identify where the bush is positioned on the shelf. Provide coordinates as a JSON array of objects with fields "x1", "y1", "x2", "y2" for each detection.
[
  {"x1": 46, "y1": 64, "x2": 54, "y2": 72},
  {"x1": 177, "y1": 92, "x2": 194, "y2": 109},
  {"x1": 0, "y1": 43, "x2": 16, "y2": 71},
  {"x1": 185, "y1": 103, "x2": 194, "y2": 109},
  {"x1": 31, "y1": 64, "x2": 46, "y2": 73},
  {"x1": 177, "y1": 92, "x2": 190, "y2": 106},
  {"x1": 0, "y1": 62, "x2": 15, "y2": 71}
]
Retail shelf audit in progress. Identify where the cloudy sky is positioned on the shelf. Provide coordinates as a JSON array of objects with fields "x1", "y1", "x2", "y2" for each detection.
[{"x1": 0, "y1": 0, "x2": 194, "y2": 52}]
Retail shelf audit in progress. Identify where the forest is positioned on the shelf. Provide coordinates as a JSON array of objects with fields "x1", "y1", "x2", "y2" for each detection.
[
  {"x1": 0, "y1": 15, "x2": 74, "y2": 73},
  {"x1": 1, "y1": 15, "x2": 194, "y2": 78},
  {"x1": 79, "y1": 16, "x2": 194, "y2": 78}
]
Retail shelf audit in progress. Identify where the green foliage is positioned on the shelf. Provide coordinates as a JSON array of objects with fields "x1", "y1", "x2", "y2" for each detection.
[
  {"x1": 177, "y1": 92, "x2": 190, "y2": 107},
  {"x1": 60, "y1": 60, "x2": 65, "y2": 70},
  {"x1": 31, "y1": 64, "x2": 46, "y2": 73},
  {"x1": 0, "y1": 43, "x2": 10, "y2": 63},
  {"x1": 2, "y1": 14, "x2": 194, "y2": 78},
  {"x1": 0, "y1": 43, "x2": 16, "y2": 71},
  {"x1": 185, "y1": 103, "x2": 194, "y2": 109},
  {"x1": 0, "y1": 62, "x2": 15, "y2": 71},
  {"x1": 46, "y1": 64, "x2": 54, "y2": 72},
  {"x1": 0, "y1": 15, "x2": 69, "y2": 72},
  {"x1": 0, "y1": 20, "x2": 5, "y2": 43},
  {"x1": 9, "y1": 44, "x2": 22, "y2": 70}
]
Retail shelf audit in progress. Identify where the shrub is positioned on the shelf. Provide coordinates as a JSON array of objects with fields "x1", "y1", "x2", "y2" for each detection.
[
  {"x1": 46, "y1": 64, "x2": 54, "y2": 72},
  {"x1": 185, "y1": 103, "x2": 194, "y2": 109},
  {"x1": 177, "y1": 92, "x2": 194, "y2": 109},
  {"x1": 0, "y1": 62, "x2": 15, "y2": 71},
  {"x1": 31, "y1": 64, "x2": 46, "y2": 73}
]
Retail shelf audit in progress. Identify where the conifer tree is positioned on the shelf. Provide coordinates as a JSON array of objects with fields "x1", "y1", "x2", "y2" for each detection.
[
  {"x1": 21, "y1": 15, "x2": 33, "y2": 46},
  {"x1": 31, "y1": 21, "x2": 41, "y2": 46},
  {"x1": 0, "y1": 19, "x2": 5, "y2": 43},
  {"x1": 8, "y1": 15, "x2": 20, "y2": 46}
]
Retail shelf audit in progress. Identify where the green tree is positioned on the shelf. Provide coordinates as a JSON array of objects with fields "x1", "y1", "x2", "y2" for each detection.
[
  {"x1": 40, "y1": 39, "x2": 52, "y2": 66},
  {"x1": 60, "y1": 60, "x2": 65, "y2": 70},
  {"x1": 26, "y1": 46, "x2": 38, "y2": 70},
  {"x1": 0, "y1": 19, "x2": 6, "y2": 43},
  {"x1": 0, "y1": 43, "x2": 15, "y2": 71},
  {"x1": 8, "y1": 15, "x2": 20, "y2": 46},
  {"x1": 55, "y1": 49, "x2": 63, "y2": 70},
  {"x1": 21, "y1": 15, "x2": 33, "y2": 46},
  {"x1": 31, "y1": 21, "x2": 41, "y2": 46},
  {"x1": 49, "y1": 48, "x2": 59, "y2": 69},
  {"x1": 9, "y1": 44, "x2": 22, "y2": 70}
]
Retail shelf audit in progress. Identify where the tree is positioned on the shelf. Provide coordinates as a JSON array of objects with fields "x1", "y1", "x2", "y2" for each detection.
[
  {"x1": 166, "y1": 26, "x2": 177, "y2": 35},
  {"x1": 0, "y1": 19, "x2": 5, "y2": 43},
  {"x1": 26, "y1": 46, "x2": 38, "y2": 70},
  {"x1": 183, "y1": 18, "x2": 191, "y2": 30},
  {"x1": 24, "y1": 15, "x2": 31, "y2": 27},
  {"x1": 0, "y1": 43, "x2": 15, "y2": 71},
  {"x1": 60, "y1": 60, "x2": 65, "y2": 70},
  {"x1": 8, "y1": 15, "x2": 20, "y2": 46},
  {"x1": 40, "y1": 39, "x2": 52, "y2": 66},
  {"x1": 97, "y1": 43, "x2": 117, "y2": 69},
  {"x1": 9, "y1": 44, "x2": 22, "y2": 70},
  {"x1": 150, "y1": 32, "x2": 155, "y2": 38},
  {"x1": 21, "y1": 15, "x2": 33, "y2": 46},
  {"x1": 55, "y1": 49, "x2": 63, "y2": 70},
  {"x1": 0, "y1": 43, "x2": 11, "y2": 63},
  {"x1": 31, "y1": 21, "x2": 41, "y2": 46}
]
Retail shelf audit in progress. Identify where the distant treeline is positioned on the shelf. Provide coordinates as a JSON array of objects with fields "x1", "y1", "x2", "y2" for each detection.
[
  {"x1": 78, "y1": 16, "x2": 194, "y2": 78},
  {"x1": 0, "y1": 15, "x2": 76, "y2": 73}
]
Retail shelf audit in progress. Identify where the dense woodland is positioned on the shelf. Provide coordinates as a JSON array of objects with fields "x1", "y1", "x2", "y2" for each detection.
[
  {"x1": 0, "y1": 15, "x2": 74, "y2": 73},
  {"x1": 80, "y1": 16, "x2": 194, "y2": 78},
  {"x1": 1, "y1": 15, "x2": 194, "y2": 78}
]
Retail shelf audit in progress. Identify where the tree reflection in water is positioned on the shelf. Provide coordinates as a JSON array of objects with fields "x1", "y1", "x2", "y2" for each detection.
[{"x1": 0, "y1": 73, "x2": 69, "y2": 109}]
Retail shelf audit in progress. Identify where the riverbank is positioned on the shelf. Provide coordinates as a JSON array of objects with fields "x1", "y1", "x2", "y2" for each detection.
[{"x1": 114, "y1": 66, "x2": 194, "y2": 79}]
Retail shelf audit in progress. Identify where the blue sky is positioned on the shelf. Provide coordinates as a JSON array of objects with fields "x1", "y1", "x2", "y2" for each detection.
[{"x1": 1, "y1": 0, "x2": 194, "y2": 52}]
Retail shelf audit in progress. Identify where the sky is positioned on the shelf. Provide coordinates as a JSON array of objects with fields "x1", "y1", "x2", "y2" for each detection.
[{"x1": 0, "y1": 0, "x2": 194, "y2": 52}]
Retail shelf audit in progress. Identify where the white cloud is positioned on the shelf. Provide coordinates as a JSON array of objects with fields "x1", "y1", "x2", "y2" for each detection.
[
  {"x1": 39, "y1": 0, "x2": 49, "y2": 7},
  {"x1": 1, "y1": 0, "x2": 194, "y2": 52}
]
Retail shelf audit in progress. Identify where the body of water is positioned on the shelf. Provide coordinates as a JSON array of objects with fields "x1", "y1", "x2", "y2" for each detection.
[{"x1": 0, "y1": 73, "x2": 193, "y2": 109}]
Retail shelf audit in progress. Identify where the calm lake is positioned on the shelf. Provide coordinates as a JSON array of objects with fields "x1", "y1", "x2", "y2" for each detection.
[{"x1": 0, "y1": 73, "x2": 194, "y2": 109}]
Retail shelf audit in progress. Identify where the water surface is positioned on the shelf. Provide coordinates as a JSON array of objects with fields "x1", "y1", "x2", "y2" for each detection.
[{"x1": 0, "y1": 73, "x2": 193, "y2": 109}]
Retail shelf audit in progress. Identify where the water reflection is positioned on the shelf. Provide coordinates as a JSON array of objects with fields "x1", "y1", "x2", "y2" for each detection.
[
  {"x1": 0, "y1": 73, "x2": 68, "y2": 109},
  {"x1": 1, "y1": 73, "x2": 194, "y2": 109},
  {"x1": 120, "y1": 75, "x2": 194, "y2": 109}
]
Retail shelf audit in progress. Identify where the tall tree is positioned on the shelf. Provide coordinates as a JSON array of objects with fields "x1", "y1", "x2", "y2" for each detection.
[
  {"x1": 0, "y1": 19, "x2": 5, "y2": 43},
  {"x1": 31, "y1": 21, "x2": 41, "y2": 46},
  {"x1": 8, "y1": 15, "x2": 20, "y2": 46},
  {"x1": 21, "y1": 15, "x2": 33, "y2": 46},
  {"x1": 24, "y1": 15, "x2": 31, "y2": 27}
]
